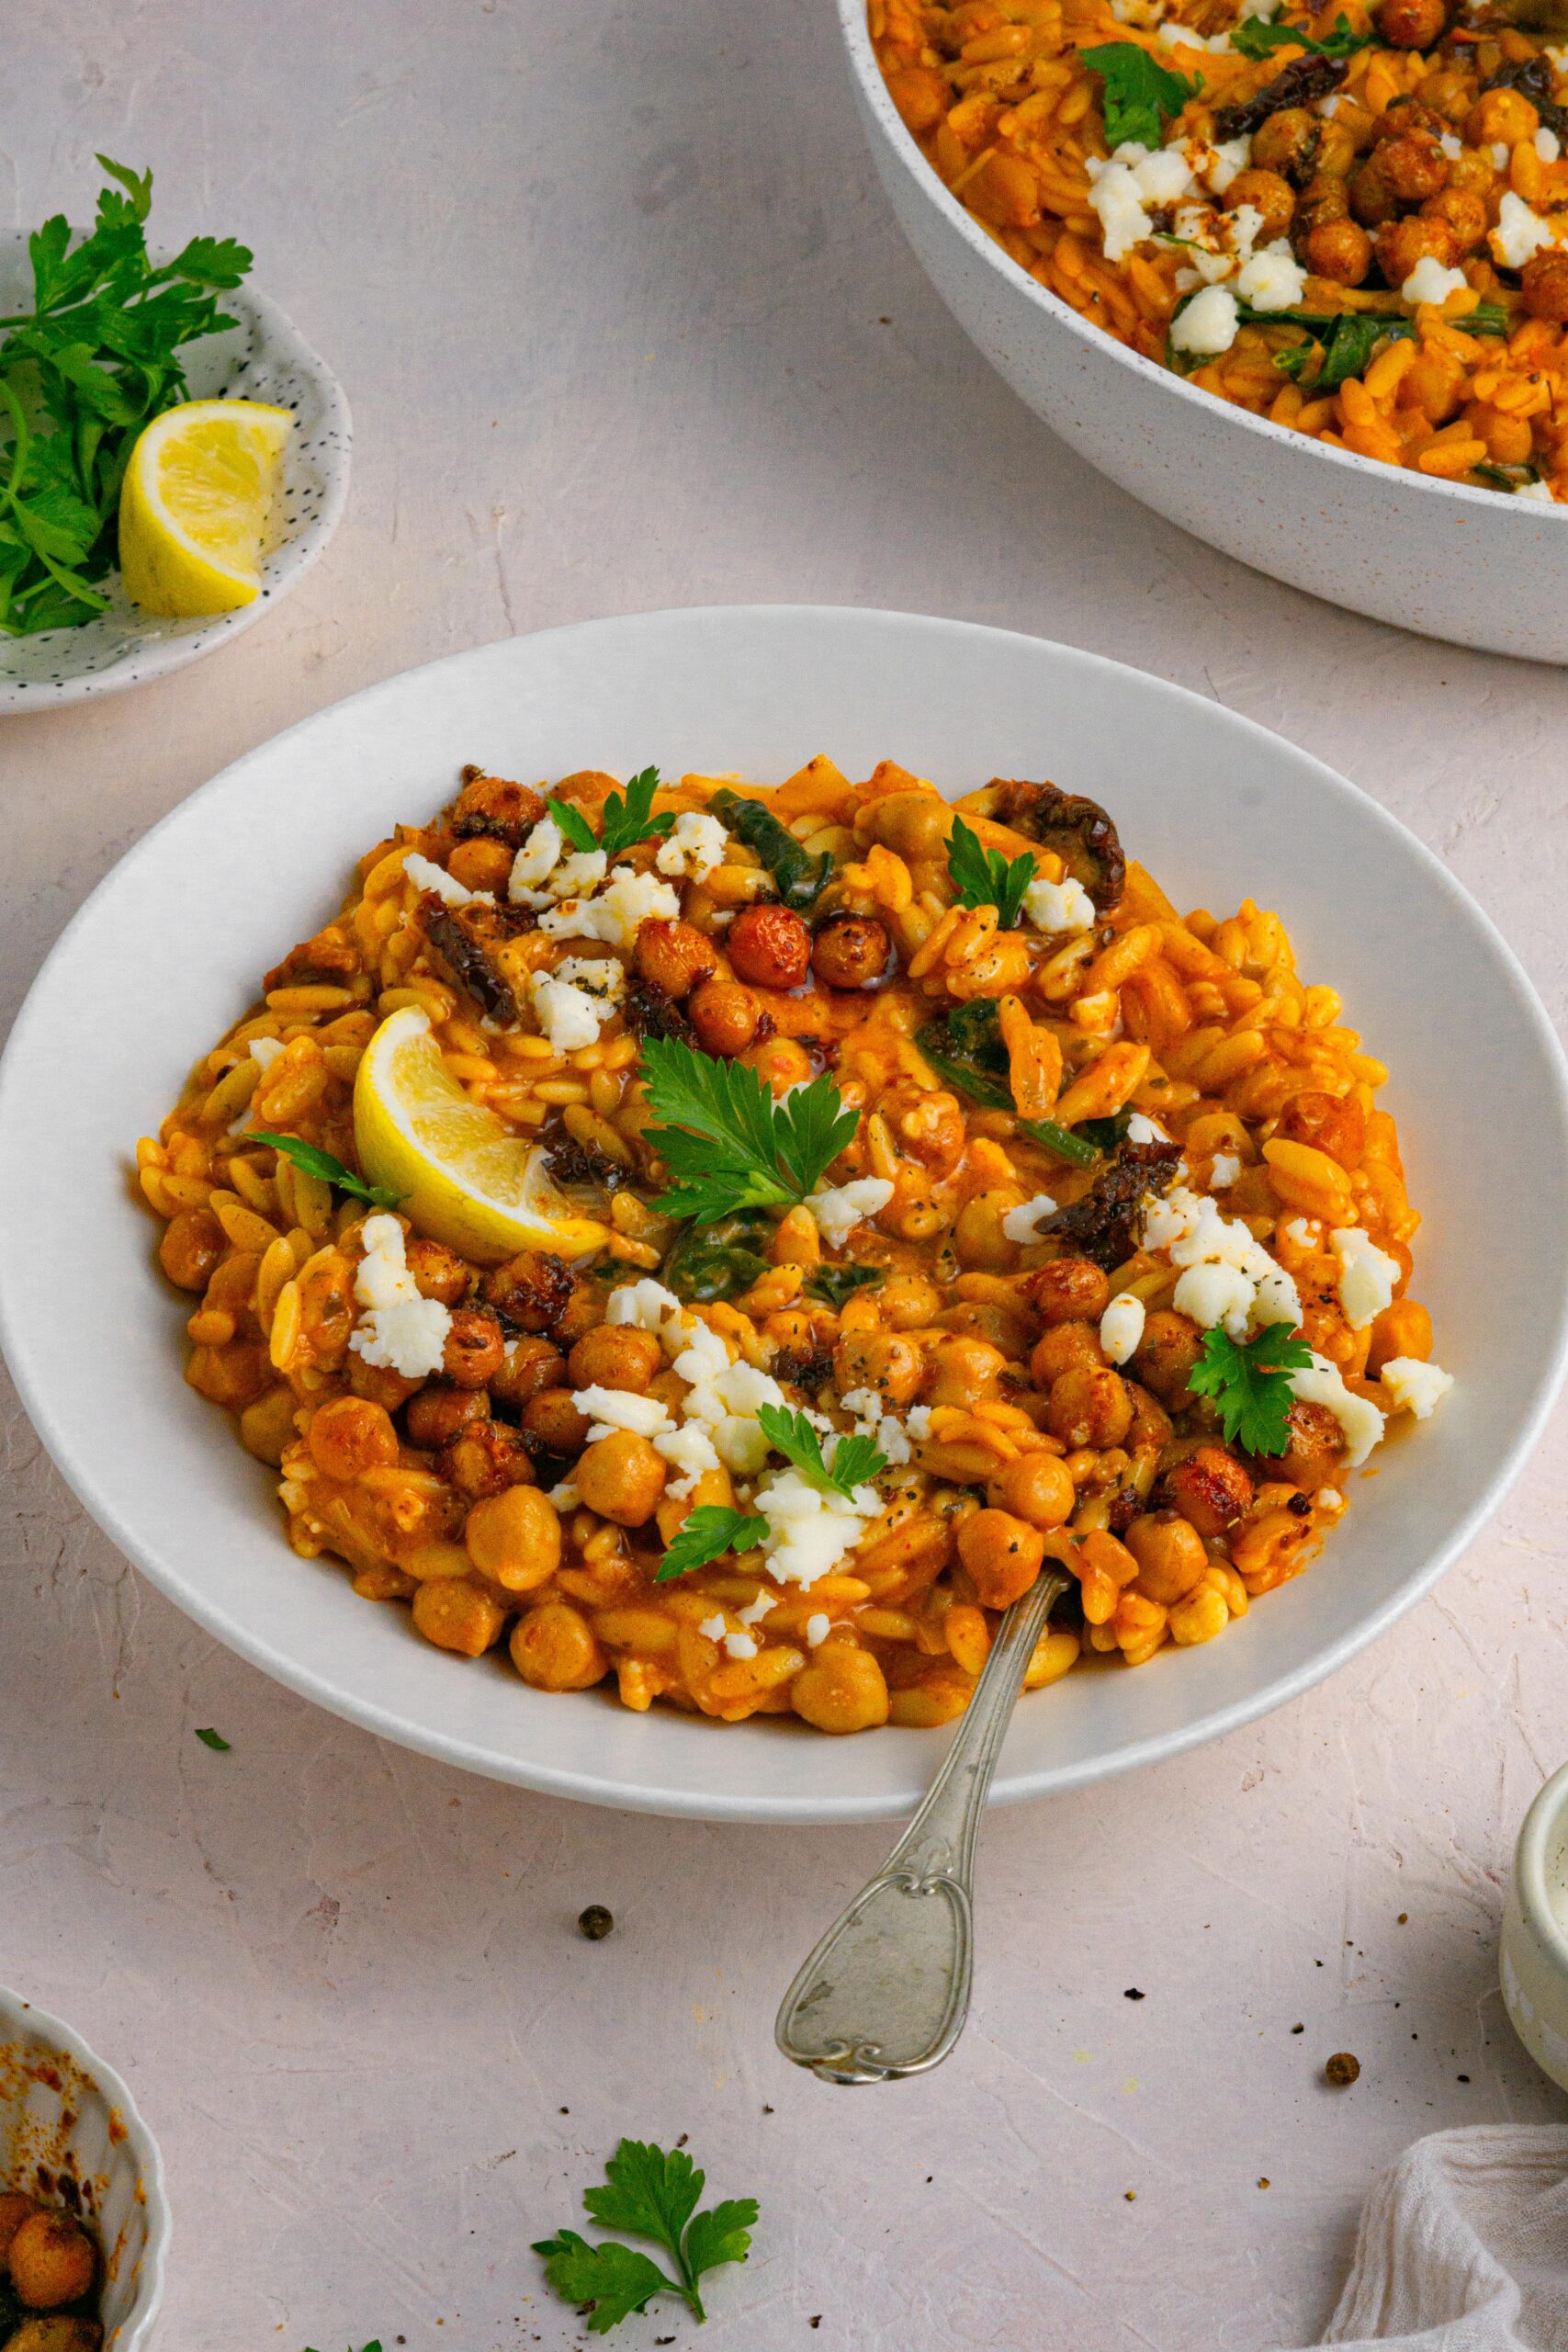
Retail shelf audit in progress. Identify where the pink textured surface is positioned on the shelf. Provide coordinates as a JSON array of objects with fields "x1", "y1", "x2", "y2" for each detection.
[{"x1": 2, "y1": 5, "x2": 1567, "y2": 2347}]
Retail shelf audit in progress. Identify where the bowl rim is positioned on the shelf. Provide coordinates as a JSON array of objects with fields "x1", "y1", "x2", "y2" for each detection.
[
  {"x1": 1514, "y1": 1761, "x2": 1568, "y2": 1980},
  {"x1": 834, "y1": 0, "x2": 1568, "y2": 530},
  {"x1": 0, "y1": 1984, "x2": 169, "y2": 2349},
  {"x1": 0, "y1": 231, "x2": 353, "y2": 715},
  {"x1": 3, "y1": 603, "x2": 1567, "y2": 1823}
]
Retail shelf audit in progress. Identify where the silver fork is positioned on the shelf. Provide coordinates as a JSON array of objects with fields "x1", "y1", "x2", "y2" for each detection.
[{"x1": 774, "y1": 1571, "x2": 1066, "y2": 2086}]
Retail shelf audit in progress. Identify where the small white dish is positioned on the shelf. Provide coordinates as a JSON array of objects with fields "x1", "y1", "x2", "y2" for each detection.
[
  {"x1": 0, "y1": 234, "x2": 350, "y2": 712},
  {"x1": 0, "y1": 605, "x2": 1565, "y2": 1822},
  {"x1": 1502, "y1": 1764, "x2": 1568, "y2": 2095},
  {"x1": 0, "y1": 1985, "x2": 168, "y2": 2348}
]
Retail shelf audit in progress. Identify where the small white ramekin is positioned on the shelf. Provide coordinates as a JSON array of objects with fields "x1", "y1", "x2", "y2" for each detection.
[
  {"x1": 1501, "y1": 1763, "x2": 1568, "y2": 2096},
  {"x1": 0, "y1": 1987, "x2": 169, "y2": 2347}
]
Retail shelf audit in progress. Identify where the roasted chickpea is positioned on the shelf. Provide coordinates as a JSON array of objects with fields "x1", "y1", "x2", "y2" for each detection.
[
  {"x1": 791, "y1": 1642, "x2": 890, "y2": 1734},
  {"x1": 1376, "y1": 0, "x2": 1445, "y2": 43},
  {"x1": 810, "y1": 912, "x2": 891, "y2": 989},
  {"x1": 635, "y1": 916, "x2": 717, "y2": 1001},
  {"x1": 1164, "y1": 1443, "x2": 1254, "y2": 1537},
  {"x1": 568, "y1": 1323, "x2": 664, "y2": 1394},
  {"x1": 307, "y1": 1395, "x2": 400, "y2": 1481},
  {"x1": 727, "y1": 903, "x2": 812, "y2": 990},
  {"x1": 745, "y1": 1034, "x2": 816, "y2": 1094},
  {"x1": 345, "y1": 1352, "x2": 421, "y2": 1412},
  {"x1": 1278, "y1": 1089, "x2": 1366, "y2": 1170},
  {"x1": 1315, "y1": 119, "x2": 1360, "y2": 178},
  {"x1": 405, "y1": 1382, "x2": 490, "y2": 1449},
  {"x1": 521, "y1": 1386, "x2": 592, "y2": 1453},
  {"x1": 159, "y1": 1208, "x2": 225, "y2": 1292},
  {"x1": 1027, "y1": 1256, "x2": 1111, "y2": 1326},
  {"x1": 1224, "y1": 168, "x2": 1295, "y2": 240},
  {"x1": 1368, "y1": 1297, "x2": 1433, "y2": 1376},
  {"x1": 1124, "y1": 1510, "x2": 1210, "y2": 1606},
  {"x1": 833, "y1": 1328, "x2": 925, "y2": 1408},
  {"x1": 452, "y1": 768, "x2": 546, "y2": 844},
  {"x1": 1523, "y1": 248, "x2": 1568, "y2": 321},
  {"x1": 7, "y1": 2211, "x2": 96, "y2": 2311},
  {"x1": 1375, "y1": 212, "x2": 1461, "y2": 288},
  {"x1": 1295, "y1": 170, "x2": 1350, "y2": 238},
  {"x1": 1422, "y1": 185, "x2": 1488, "y2": 253},
  {"x1": 441, "y1": 1419, "x2": 536, "y2": 1498},
  {"x1": 865, "y1": 789, "x2": 953, "y2": 861},
  {"x1": 443, "y1": 1306, "x2": 506, "y2": 1388},
  {"x1": 512, "y1": 1600, "x2": 608, "y2": 1690},
  {"x1": 958, "y1": 1508, "x2": 1046, "y2": 1610},
  {"x1": 688, "y1": 977, "x2": 761, "y2": 1057},
  {"x1": 1348, "y1": 155, "x2": 1399, "y2": 228},
  {"x1": 8, "y1": 2321, "x2": 102, "y2": 2352},
  {"x1": 464, "y1": 1483, "x2": 563, "y2": 1589},
  {"x1": 446, "y1": 836, "x2": 515, "y2": 895},
  {"x1": 1306, "y1": 217, "x2": 1373, "y2": 284},
  {"x1": 992, "y1": 1450, "x2": 1076, "y2": 1530},
  {"x1": 481, "y1": 1248, "x2": 571, "y2": 1332},
  {"x1": 575, "y1": 1430, "x2": 668, "y2": 1525},
  {"x1": 491, "y1": 1335, "x2": 567, "y2": 1408},
  {"x1": 1379, "y1": 132, "x2": 1449, "y2": 202},
  {"x1": 879, "y1": 1271, "x2": 944, "y2": 1329},
  {"x1": 924, "y1": 1335, "x2": 1009, "y2": 1406},
  {"x1": 1031, "y1": 1321, "x2": 1105, "y2": 1386},
  {"x1": 0, "y1": 2195, "x2": 36, "y2": 2259},
  {"x1": 1466, "y1": 86, "x2": 1539, "y2": 148},
  {"x1": 405, "y1": 1237, "x2": 470, "y2": 1306},
  {"x1": 555, "y1": 1277, "x2": 608, "y2": 1348},
  {"x1": 1123, "y1": 1379, "x2": 1174, "y2": 1453},
  {"x1": 954, "y1": 1187, "x2": 1026, "y2": 1271},
  {"x1": 1046, "y1": 1364, "x2": 1133, "y2": 1450},
  {"x1": 412, "y1": 1576, "x2": 508, "y2": 1657},
  {"x1": 1270, "y1": 1398, "x2": 1345, "y2": 1488},
  {"x1": 1251, "y1": 107, "x2": 1319, "y2": 181}
]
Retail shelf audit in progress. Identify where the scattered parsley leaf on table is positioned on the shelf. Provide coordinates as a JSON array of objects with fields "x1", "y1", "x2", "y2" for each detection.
[
  {"x1": 756, "y1": 1403, "x2": 886, "y2": 1500},
  {"x1": 641, "y1": 1038, "x2": 859, "y2": 1223},
  {"x1": 1186, "y1": 1323, "x2": 1313, "y2": 1454},
  {"x1": 250, "y1": 1131, "x2": 404, "y2": 1212},
  {"x1": 193, "y1": 1726, "x2": 231, "y2": 1752},
  {"x1": 534, "y1": 2137, "x2": 758, "y2": 2330},
  {"x1": 548, "y1": 766, "x2": 674, "y2": 859},
  {"x1": 656, "y1": 1505, "x2": 769, "y2": 1582},
  {"x1": 1078, "y1": 43, "x2": 1200, "y2": 148},
  {"x1": 945, "y1": 814, "x2": 1035, "y2": 931}
]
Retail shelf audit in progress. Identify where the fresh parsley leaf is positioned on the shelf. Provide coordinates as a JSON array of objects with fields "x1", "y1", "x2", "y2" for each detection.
[
  {"x1": 946, "y1": 813, "x2": 1035, "y2": 930},
  {"x1": 1186, "y1": 1322, "x2": 1314, "y2": 1454},
  {"x1": 657, "y1": 1505, "x2": 769, "y2": 1582},
  {"x1": 546, "y1": 795, "x2": 601, "y2": 854},
  {"x1": 707, "y1": 786, "x2": 833, "y2": 910},
  {"x1": 804, "y1": 1262, "x2": 886, "y2": 1310},
  {"x1": 194, "y1": 1726, "x2": 231, "y2": 1752},
  {"x1": 1079, "y1": 42, "x2": 1199, "y2": 148},
  {"x1": 641, "y1": 1038, "x2": 859, "y2": 1223},
  {"x1": 756, "y1": 1403, "x2": 886, "y2": 1499},
  {"x1": 548, "y1": 767, "x2": 674, "y2": 860},
  {"x1": 95, "y1": 154, "x2": 154, "y2": 220},
  {"x1": 1232, "y1": 11, "x2": 1371, "y2": 56},
  {"x1": 534, "y1": 2138, "x2": 757, "y2": 2330},
  {"x1": 250, "y1": 1131, "x2": 405, "y2": 1211},
  {"x1": 1258, "y1": 299, "x2": 1508, "y2": 391}
]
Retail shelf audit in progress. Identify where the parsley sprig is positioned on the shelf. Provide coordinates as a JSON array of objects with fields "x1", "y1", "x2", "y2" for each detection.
[
  {"x1": 1232, "y1": 11, "x2": 1372, "y2": 58},
  {"x1": 1079, "y1": 43, "x2": 1200, "y2": 148},
  {"x1": 549, "y1": 766, "x2": 674, "y2": 860},
  {"x1": 534, "y1": 2138, "x2": 757, "y2": 2332},
  {"x1": 657, "y1": 1505, "x2": 769, "y2": 1582},
  {"x1": 946, "y1": 814, "x2": 1035, "y2": 930},
  {"x1": 757, "y1": 1403, "x2": 886, "y2": 1498},
  {"x1": 1186, "y1": 1322, "x2": 1313, "y2": 1454},
  {"x1": 0, "y1": 156, "x2": 253, "y2": 635},
  {"x1": 250, "y1": 1131, "x2": 405, "y2": 1212},
  {"x1": 642, "y1": 1038, "x2": 860, "y2": 1224}
]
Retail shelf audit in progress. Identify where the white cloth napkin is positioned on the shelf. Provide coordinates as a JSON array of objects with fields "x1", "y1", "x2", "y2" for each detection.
[{"x1": 1293, "y1": 2127, "x2": 1568, "y2": 2351}]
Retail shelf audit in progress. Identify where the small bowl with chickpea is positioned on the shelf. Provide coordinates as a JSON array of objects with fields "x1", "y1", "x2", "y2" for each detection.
[{"x1": 0, "y1": 1988, "x2": 168, "y2": 2350}]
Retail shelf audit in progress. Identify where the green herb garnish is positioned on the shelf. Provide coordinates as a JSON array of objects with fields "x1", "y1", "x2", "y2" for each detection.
[
  {"x1": 1264, "y1": 300, "x2": 1508, "y2": 390},
  {"x1": 1232, "y1": 12, "x2": 1373, "y2": 58},
  {"x1": 548, "y1": 765, "x2": 674, "y2": 860},
  {"x1": 804, "y1": 1262, "x2": 886, "y2": 1310},
  {"x1": 913, "y1": 1001, "x2": 1099, "y2": 1168},
  {"x1": 1077, "y1": 1110, "x2": 1134, "y2": 1154},
  {"x1": 756, "y1": 1403, "x2": 886, "y2": 1498},
  {"x1": 534, "y1": 2138, "x2": 757, "y2": 2333},
  {"x1": 946, "y1": 813, "x2": 1035, "y2": 930},
  {"x1": 1186, "y1": 1322, "x2": 1314, "y2": 1454},
  {"x1": 194, "y1": 1726, "x2": 231, "y2": 1752},
  {"x1": 1079, "y1": 43, "x2": 1200, "y2": 148},
  {"x1": 706, "y1": 786, "x2": 833, "y2": 910},
  {"x1": 1472, "y1": 459, "x2": 1540, "y2": 492},
  {"x1": 250, "y1": 1131, "x2": 405, "y2": 1212},
  {"x1": 0, "y1": 156, "x2": 253, "y2": 636},
  {"x1": 660, "y1": 1209, "x2": 773, "y2": 1304},
  {"x1": 642, "y1": 1038, "x2": 859, "y2": 1223},
  {"x1": 656, "y1": 1505, "x2": 770, "y2": 1582}
]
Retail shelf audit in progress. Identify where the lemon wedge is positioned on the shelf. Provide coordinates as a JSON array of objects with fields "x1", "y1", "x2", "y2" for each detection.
[
  {"x1": 354, "y1": 1007, "x2": 610, "y2": 1265},
  {"x1": 118, "y1": 399, "x2": 294, "y2": 616}
]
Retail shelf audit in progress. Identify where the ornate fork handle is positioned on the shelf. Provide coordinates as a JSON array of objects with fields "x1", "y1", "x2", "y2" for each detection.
[{"x1": 774, "y1": 1571, "x2": 1066, "y2": 2086}]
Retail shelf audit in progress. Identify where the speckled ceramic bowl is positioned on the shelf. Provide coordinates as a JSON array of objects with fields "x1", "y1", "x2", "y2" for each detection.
[
  {"x1": 0, "y1": 1986, "x2": 167, "y2": 2347},
  {"x1": 1502, "y1": 1763, "x2": 1568, "y2": 2095},
  {"x1": 0, "y1": 234, "x2": 350, "y2": 712},
  {"x1": 837, "y1": 0, "x2": 1568, "y2": 663}
]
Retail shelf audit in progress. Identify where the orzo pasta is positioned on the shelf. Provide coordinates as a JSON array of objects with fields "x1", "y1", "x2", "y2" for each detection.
[
  {"x1": 139, "y1": 754, "x2": 1451, "y2": 1735},
  {"x1": 871, "y1": 0, "x2": 1568, "y2": 501}
]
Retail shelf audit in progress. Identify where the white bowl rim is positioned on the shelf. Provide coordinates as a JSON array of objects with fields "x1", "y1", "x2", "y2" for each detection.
[
  {"x1": 834, "y1": 0, "x2": 1568, "y2": 531},
  {"x1": 1515, "y1": 1761, "x2": 1568, "y2": 1977},
  {"x1": 0, "y1": 1983, "x2": 169, "y2": 2348},
  {"x1": 3, "y1": 602, "x2": 1567, "y2": 1823}
]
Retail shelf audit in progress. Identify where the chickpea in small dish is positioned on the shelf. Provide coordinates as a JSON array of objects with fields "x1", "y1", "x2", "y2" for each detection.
[{"x1": 0, "y1": 2188, "x2": 101, "y2": 2350}]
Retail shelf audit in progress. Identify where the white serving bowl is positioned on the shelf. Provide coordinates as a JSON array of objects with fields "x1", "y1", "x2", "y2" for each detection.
[
  {"x1": 837, "y1": 1, "x2": 1568, "y2": 663},
  {"x1": 0, "y1": 1986, "x2": 168, "y2": 2348},
  {"x1": 0, "y1": 605, "x2": 1564, "y2": 1823},
  {"x1": 1501, "y1": 1763, "x2": 1568, "y2": 2094}
]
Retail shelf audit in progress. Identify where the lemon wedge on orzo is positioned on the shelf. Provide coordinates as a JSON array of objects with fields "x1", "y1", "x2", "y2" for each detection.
[
  {"x1": 354, "y1": 1006, "x2": 610, "y2": 1266},
  {"x1": 118, "y1": 398, "x2": 294, "y2": 616}
]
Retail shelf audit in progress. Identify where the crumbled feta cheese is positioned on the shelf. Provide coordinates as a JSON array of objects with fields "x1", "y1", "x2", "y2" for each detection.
[
  {"x1": 1379, "y1": 1355, "x2": 1455, "y2": 1419},
  {"x1": 1518, "y1": 478, "x2": 1557, "y2": 502},
  {"x1": 1158, "y1": 18, "x2": 1231, "y2": 49},
  {"x1": 606, "y1": 1278, "x2": 684, "y2": 1332},
  {"x1": 1203, "y1": 136, "x2": 1251, "y2": 194},
  {"x1": 573, "y1": 1385, "x2": 671, "y2": 1440},
  {"x1": 1235, "y1": 239, "x2": 1307, "y2": 311},
  {"x1": 752, "y1": 1466, "x2": 878, "y2": 1589},
  {"x1": 1539, "y1": 127, "x2": 1562, "y2": 163},
  {"x1": 1115, "y1": 140, "x2": 1195, "y2": 206},
  {"x1": 652, "y1": 1421, "x2": 721, "y2": 1495},
  {"x1": 1002, "y1": 1192, "x2": 1059, "y2": 1244},
  {"x1": 1173, "y1": 1261, "x2": 1255, "y2": 1338},
  {"x1": 1252, "y1": 1259, "x2": 1303, "y2": 1329},
  {"x1": 805, "y1": 1612, "x2": 830, "y2": 1647},
  {"x1": 656, "y1": 808, "x2": 728, "y2": 882},
  {"x1": 508, "y1": 816, "x2": 564, "y2": 900},
  {"x1": 548, "y1": 1480, "x2": 581, "y2": 1510},
  {"x1": 1491, "y1": 141, "x2": 1511, "y2": 170},
  {"x1": 1493, "y1": 191, "x2": 1556, "y2": 268},
  {"x1": 556, "y1": 955, "x2": 626, "y2": 1005},
  {"x1": 699, "y1": 1613, "x2": 728, "y2": 1642},
  {"x1": 1225, "y1": 201, "x2": 1264, "y2": 265},
  {"x1": 1169, "y1": 284, "x2": 1240, "y2": 356},
  {"x1": 1289, "y1": 1351, "x2": 1385, "y2": 1469},
  {"x1": 1402, "y1": 254, "x2": 1468, "y2": 307},
  {"x1": 354, "y1": 1213, "x2": 420, "y2": 1310},
  {"x1": 1210, "y1": 1152, "x2": 1242, "y2": 1188},
  {"x1": 1100, "y1": 1293, "x2": 1145, "y2": 1365},
  {"x1": 905, "y1": 1406, "x2": 934, "y2": 1442},
  {"x1": 1315, "y1": 1486, "x2": 1345, "y2": 1513},
  {"x1": 875, "y1": 1416, "x2": 912, "y2": 1467},
  {"x1": 404, "y1": 852, "x2": 491, "y2": 908},
  {"x1": 1284, "y1": 1216, "x2": 1319, "y2": 1250},
  {"x1": 1438, "y1": 130, "x2": 1462, "y2": 160},
  {"x1": 1087, "y1": 163, "x2": 1154, "y2": 263},
  {"x1": 1126, "y1": 1114, "x2": 1169, "y2": 1144},
  {"x1": 248, "y1": 1035, "x2": 285, "y2": 1070},
  {"x1": 348, "y1": 1214, "x2": 453, "y2": 1377},
  {"x1": 1022, "y1": 875, "x2": 1096, "y2": 936},
  {"x1": 1331, "y1": 1226, "x2": 1401, "y2": 1330},
  {"x1": 528, "y1": 970, "x2": 609, "y2": 1052},
  {"x1": 806, "y1": 1177, "x2": 894, "y2": 1250},
  {"x1": 737, "y1": 1589, "x2": 773, "y2": 1627},
  {"x1": 839, "y1": 1388, "x2": 882, "y2": 1423}
]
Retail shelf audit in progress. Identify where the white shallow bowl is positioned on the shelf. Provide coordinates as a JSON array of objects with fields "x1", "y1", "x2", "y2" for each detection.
[
  {"x1": 0, "y1": 234, "x2": 350, "y2": 711},
  {"x1": 1501, "y1": 1762, "x2": 1568, "y2": 2094},
  {"x1": 837, "y1": 2, "x2": 1568, "y2": 663},
  {"x1": 1, "y1": 605, "x2": 1565, "y2": 1823},
  {"x1": 0, "y1": 1986, "x2": 168, "y2": 2348}
]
